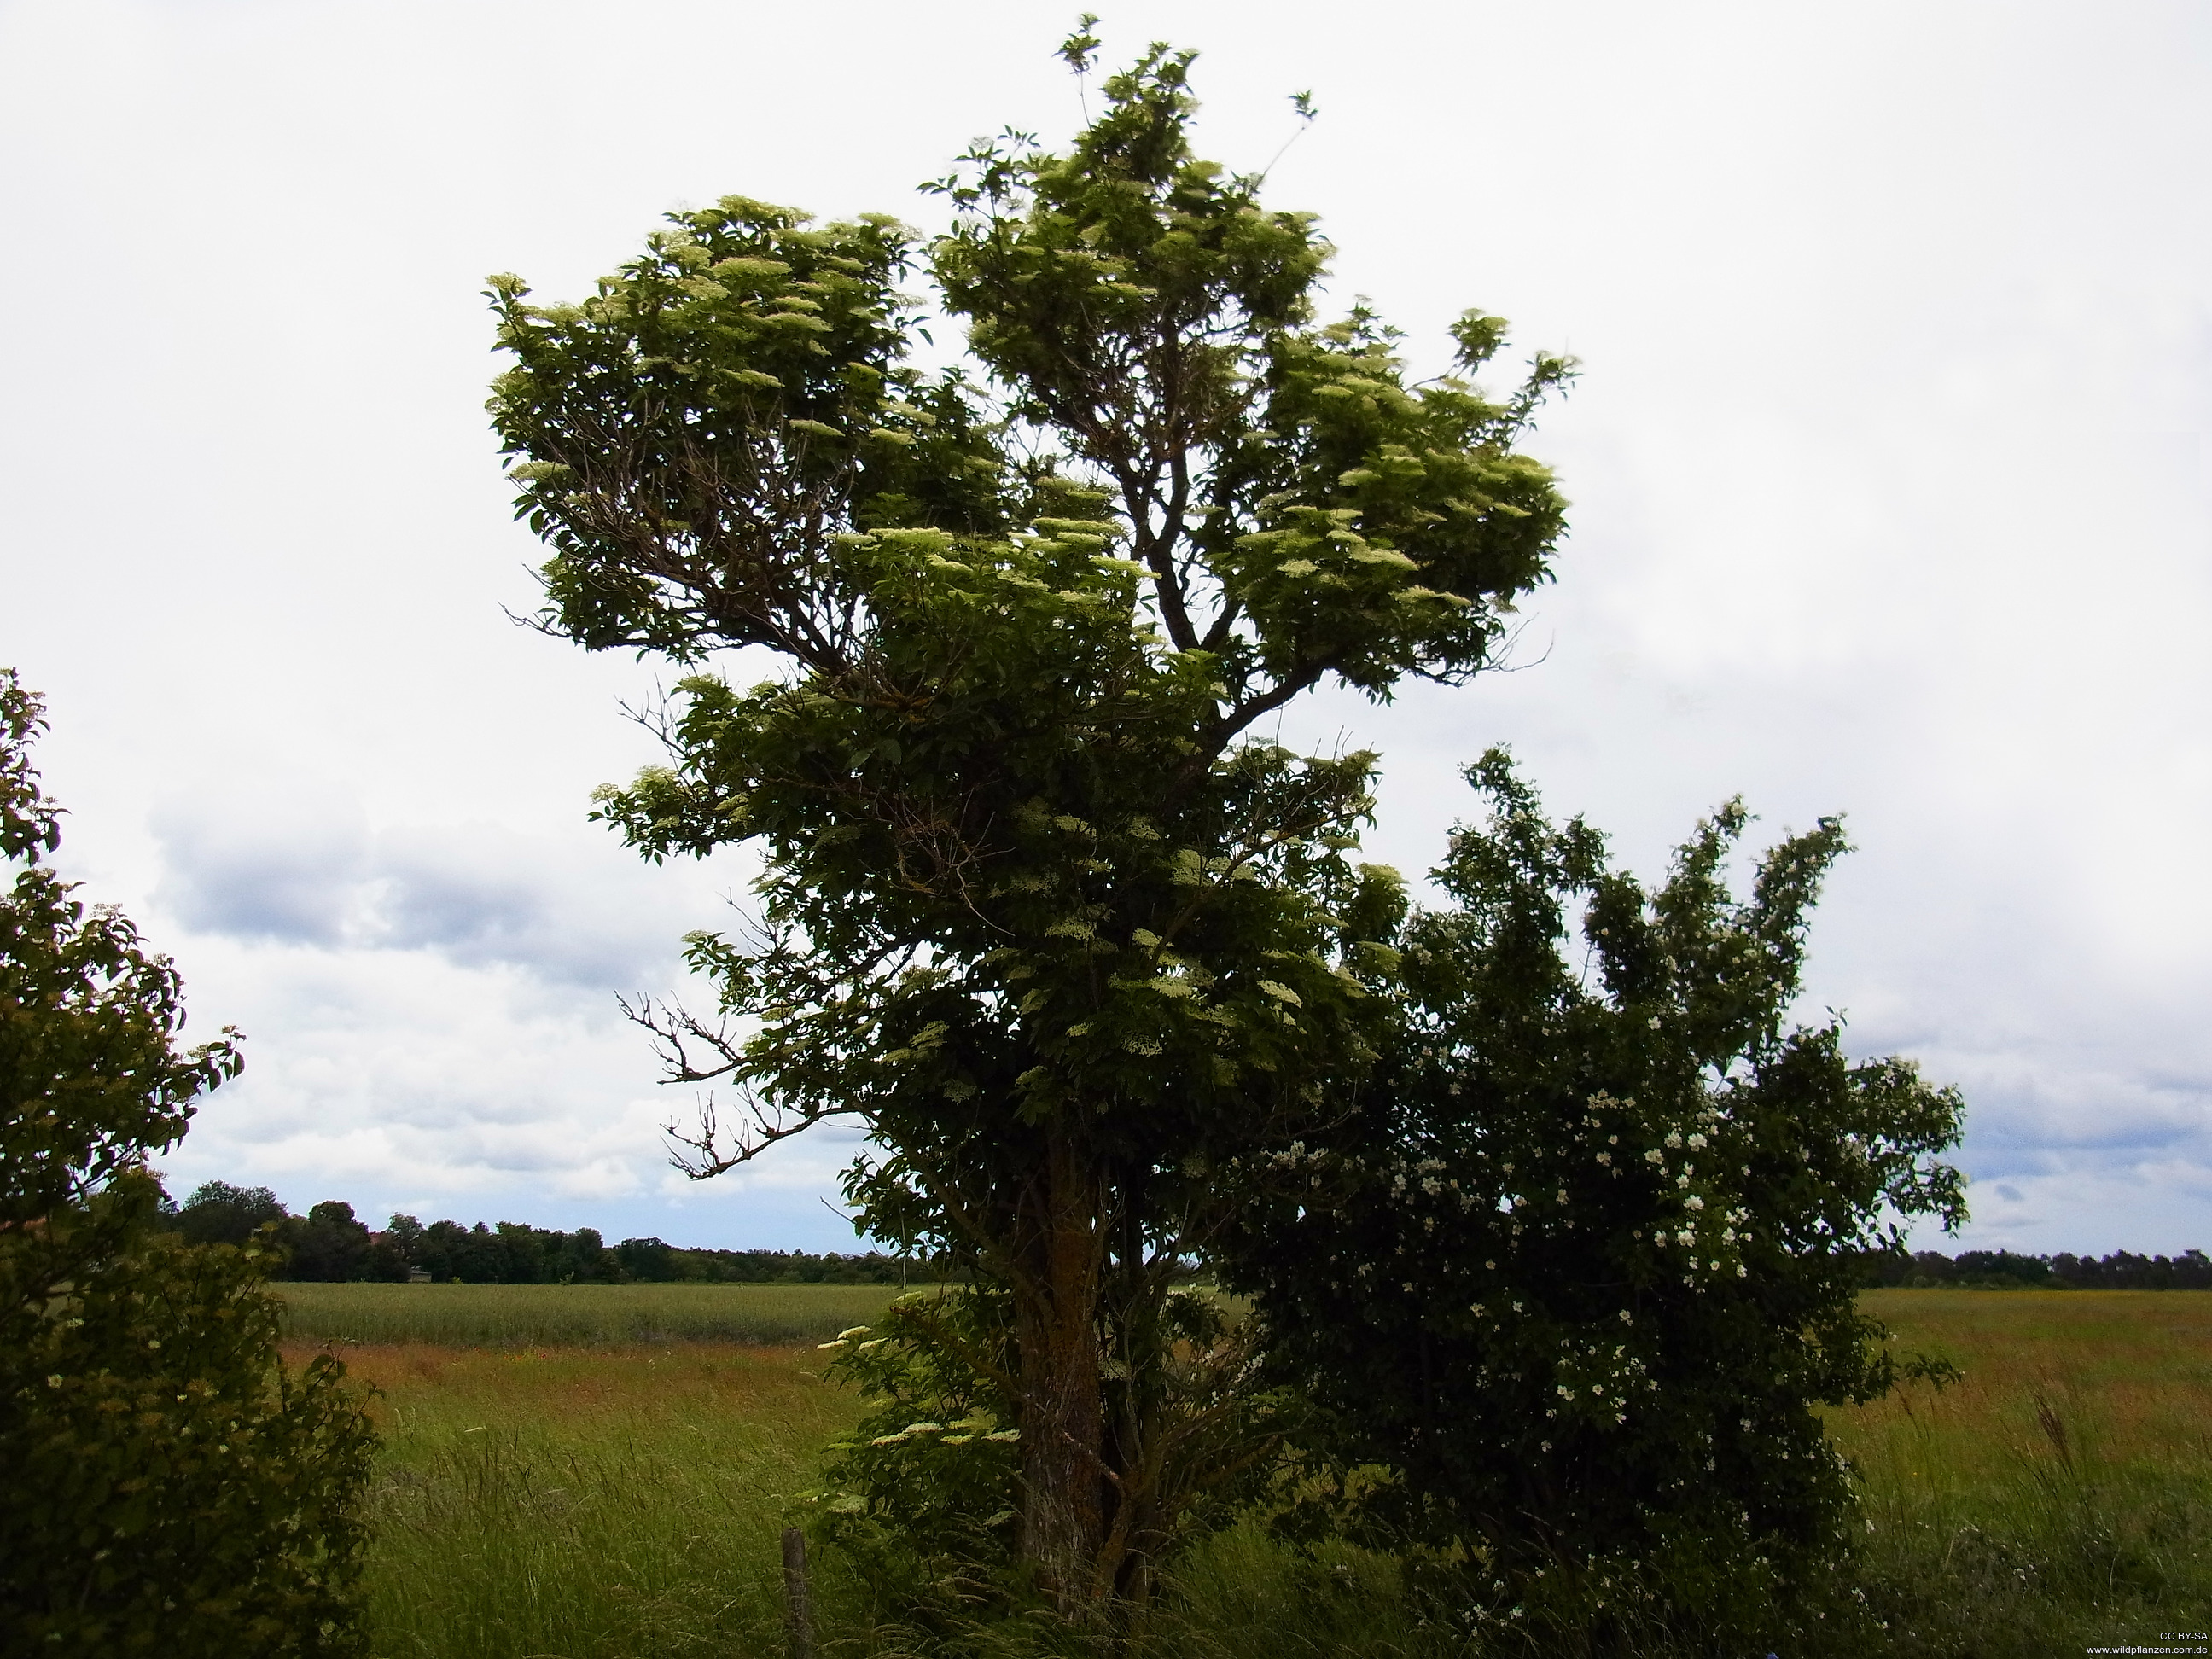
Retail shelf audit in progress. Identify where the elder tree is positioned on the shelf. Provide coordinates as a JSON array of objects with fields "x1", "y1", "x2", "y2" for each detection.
[{"x1": 487, "y1": 35, "x2": 1569, "y2": 1616}]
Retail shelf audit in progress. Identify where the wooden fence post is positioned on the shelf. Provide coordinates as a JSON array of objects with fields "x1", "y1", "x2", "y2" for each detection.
[{"x1": 781, "y1": 1524, "x2": 815, "y2": 1659}]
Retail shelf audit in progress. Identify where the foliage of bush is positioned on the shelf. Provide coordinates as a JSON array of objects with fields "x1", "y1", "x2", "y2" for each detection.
[
  {"x1": 6, "y1": 1181, "x2": 377, "y2": 1654},
  {"x1": 0, "y1": 668, "x2": 375, "y2": 1655},
  {"x1": 801, "y1": 1290, "x2": 1030, "y2": 1625},
  {"x1": 1220, "y1": 752, "x2": 1968, "y2": 1650},
  {"x1": 800, "y1": 1285, "x2": 1285, "y2": 1633}
]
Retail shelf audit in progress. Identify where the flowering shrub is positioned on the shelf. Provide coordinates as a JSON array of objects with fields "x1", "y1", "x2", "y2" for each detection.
[{"x1": 1219, "y1": 750, "x2": 1965, "y2": 1646}]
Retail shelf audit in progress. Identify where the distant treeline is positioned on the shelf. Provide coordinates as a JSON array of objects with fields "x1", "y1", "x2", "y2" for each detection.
[
  {"x1": 1864, "y1": 1248, "x2": 2212, "y2": 1290},
  {"x1": 155, "y1": 1180, "x2": 951, "y2": 1286}
]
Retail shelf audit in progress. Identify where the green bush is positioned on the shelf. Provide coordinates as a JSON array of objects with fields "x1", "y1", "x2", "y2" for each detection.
[
  {"x1": 6, "y1": 1181, "x2": 376, "y2": 1653},
  {"x1": 801, "y1": 1289, "x2": 1030, "y2": 1627},
  {"x1": 0, "y1": 668, "x2": 376, "y2": 1655},
  {"x1": 801, "y1": 1281, "x2": 1288, "y2": 1641},
  {"x1": 1220, "y1": 752, "x2": 1967, "y2": 1652}
]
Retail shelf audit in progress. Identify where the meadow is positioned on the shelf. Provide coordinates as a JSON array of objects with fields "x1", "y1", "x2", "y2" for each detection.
[
  {"x1": 1835, "y1": 1290, "x2": 2212, "y2": 1655},
  {"x1": 284, "y1": 1284, "x2": 2212, "y2": 1657},
  {"x1": 279, "y1": 1280, "x2": 905, "y2": 1348}
]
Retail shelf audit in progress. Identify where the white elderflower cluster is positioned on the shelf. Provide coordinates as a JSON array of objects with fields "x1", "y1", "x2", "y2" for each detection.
[{"x1": 1548, "y1": 1337, "x2": 1650, "y2": 1429}]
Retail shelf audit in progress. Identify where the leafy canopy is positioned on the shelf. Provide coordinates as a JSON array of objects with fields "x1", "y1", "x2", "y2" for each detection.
[{"x1": 485, "y1": 38, "x2": 1572, "y2": 1218}]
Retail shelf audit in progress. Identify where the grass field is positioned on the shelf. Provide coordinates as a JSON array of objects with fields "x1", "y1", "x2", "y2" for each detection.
[
  {"x1": 1833, "y1": 1290, "x2": 2212, "y2": 1655},
  {"x1": 277, "y1": 1280, "x2": 908, "y2": 1348},
  {"x1": 299, "y1": 1285, "x2": 2212, "y2": 1657},
  {"x1": 339, "y1": 1340, "x2": 861, "y2": 1656}
]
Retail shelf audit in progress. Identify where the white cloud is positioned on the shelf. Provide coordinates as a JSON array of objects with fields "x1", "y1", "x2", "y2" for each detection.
[
  {"x1": 4, "y1": 0, "x2": 2209, "y2": 1254},
  {"x1": 151, "y1": 788, "x2": 707, "y2": 987}
]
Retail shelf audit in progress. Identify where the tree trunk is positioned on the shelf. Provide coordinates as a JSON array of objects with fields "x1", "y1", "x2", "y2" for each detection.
[{"x1": 1015, "y1": 1130, "x2": 1110, "y2": 1619}]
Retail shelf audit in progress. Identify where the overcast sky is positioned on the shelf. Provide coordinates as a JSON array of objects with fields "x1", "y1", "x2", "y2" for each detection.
[{"x1": 3, "y1": 0, "x2": 2206, "y2": 1254}]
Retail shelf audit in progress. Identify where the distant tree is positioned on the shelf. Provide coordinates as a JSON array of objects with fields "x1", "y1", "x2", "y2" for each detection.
[
  {"x1": 1947, "y1": 1249, "x2": 2050, "y2": 1288},
  {"x1": 281, "y1": 1201, "x2": 374, "y2": 1283},
  {"x1": 416, "y1": 1218, "x2": 489, "y2": 1282},
  {"x1": 615, "y1": 1236, "x2": 678, "y2": 1281},
  {"x1": 559, "y1": 1225, "x2": 616, "y2": 1283},
  {"x1": 176, "y1": 1179, "x2": 288, "y2": 1249},
  {"x1": 364, "y1": 1212, "x2": 425, "y2": 1281},
  {"x1": 489, "y1": 32, "x2": 1568, "y2": 1615},
  {"x1": 399, "y1": 1216, "x2": 617, "y2": 1284},
  {"x1": 0, "y1": 669, "x2": 375, "y2": 1654},
  {"x1": 1219, "y1": 754, "x2": 1966, "y2": 1647},
  {"x1": 2047, "y1": 1249, "x2": 2212, "y2": 1290}
]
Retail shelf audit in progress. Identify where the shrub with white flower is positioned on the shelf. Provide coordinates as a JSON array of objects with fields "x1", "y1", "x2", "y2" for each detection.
[{"x1": 1218, "y1": 750, "x2": 1965, "y2": 1649}]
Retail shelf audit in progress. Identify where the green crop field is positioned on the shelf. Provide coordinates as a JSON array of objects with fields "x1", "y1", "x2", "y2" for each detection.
[
  {"x1": 277, "y1": 1279, "x2": 910, "y2": 1348},
  {"x1": 298, "y1": 1285, "x2": 2212, "y2": 1657}
]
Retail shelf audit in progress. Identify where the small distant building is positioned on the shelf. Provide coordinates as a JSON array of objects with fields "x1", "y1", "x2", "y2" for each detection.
[{"x1": 406, "y1": 1267, "x2": 431, "y2": 1284}]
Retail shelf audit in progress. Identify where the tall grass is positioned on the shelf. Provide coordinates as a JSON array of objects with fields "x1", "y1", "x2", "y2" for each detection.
[
  {"x1": 322, "y1": 1289, "x2": 2212, "y2": 1656},
  {"x1": 350, "y1": 1342, "x2": 864, "y2": 1656},
  {"x1": 280, "y1": 1280, "x2": 906, "y2": 1347},
  {"x1": 1832, "y1": 1290, "x2": 2212, "y2": 1655}
]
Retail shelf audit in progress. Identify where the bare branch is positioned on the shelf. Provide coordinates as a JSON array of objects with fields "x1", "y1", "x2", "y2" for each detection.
[{"x1": 662, "y1": 1089, "x2": 865, "y2": 1180}]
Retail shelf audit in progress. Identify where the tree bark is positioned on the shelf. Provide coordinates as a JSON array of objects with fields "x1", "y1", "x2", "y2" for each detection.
[{"x1": 1015, "y1": 1129, "x2": 1111, "y2": 1619}]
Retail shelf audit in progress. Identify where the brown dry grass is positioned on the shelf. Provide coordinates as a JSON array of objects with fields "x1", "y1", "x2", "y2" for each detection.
[{"x1": 293, "y1": 1338, "x2": 862, "y2": 1441}]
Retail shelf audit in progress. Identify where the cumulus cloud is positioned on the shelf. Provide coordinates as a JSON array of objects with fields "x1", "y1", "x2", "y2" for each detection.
[
  {"x1": 152, "y1": 791, "x2": 709, "y2": 990},
  {"x1": 154, "y1": 786, "x2": 370, "y2": 947},
  {"x1": 137, "y1": 791, "x2": 863, "y2": 1245},
  {"x1": 9, "y1": 0, "x2": 2210, "y2": 1254},
  {"x1": 141, "y1": 901, "x2": 869, "y2": 1248}
]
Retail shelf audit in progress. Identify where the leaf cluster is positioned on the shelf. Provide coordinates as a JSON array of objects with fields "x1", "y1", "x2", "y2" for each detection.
[
  {"x1": 800, "y1": 1290, "x2": 1030, "y2": 1624},
  {"x1": 801, "y1": 1281, "x2": 1288, "y2": 1630}
]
